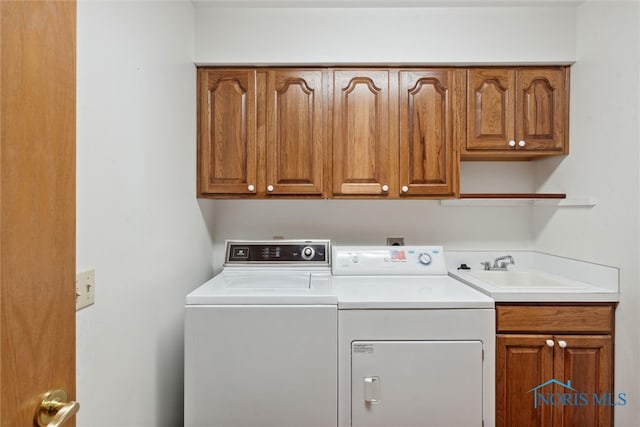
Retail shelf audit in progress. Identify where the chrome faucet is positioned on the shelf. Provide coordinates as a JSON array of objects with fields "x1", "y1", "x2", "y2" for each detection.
[{"x1": 481, "y1": 255, "x2": 515, "y2": 271}]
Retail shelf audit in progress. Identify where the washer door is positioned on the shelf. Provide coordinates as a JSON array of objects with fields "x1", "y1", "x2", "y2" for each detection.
[{"x1": 351, "y1": 340, "x2": 483, "y2": 427}]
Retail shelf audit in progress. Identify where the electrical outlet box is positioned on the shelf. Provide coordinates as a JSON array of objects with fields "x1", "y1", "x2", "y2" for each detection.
[
  {"x1": 386, "y1": 237, "x2": 405, "y2": 246},
  {"x1": 76, "y1": 269, "x2": 95, "y2": 311}
]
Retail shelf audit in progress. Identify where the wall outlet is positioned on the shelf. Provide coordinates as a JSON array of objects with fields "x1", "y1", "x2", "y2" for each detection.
[
  {"x1": 386, "y1": 237, "x2": 405, "y2": 246},
  {"x1": 76, "y1": 269, "x2": 95, "y2": 311}
]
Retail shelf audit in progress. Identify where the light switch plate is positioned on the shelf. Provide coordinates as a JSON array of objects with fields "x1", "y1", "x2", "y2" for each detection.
[{"x1": 76, "y1": 269, "x2": 95, "y2": 311}]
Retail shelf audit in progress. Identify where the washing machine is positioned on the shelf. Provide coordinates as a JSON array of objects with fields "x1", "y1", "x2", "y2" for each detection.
[
  {"x1": 332, "y1": 246, "x2": 495, "y2": 427},
  {"x1": 184, "y1": 240, "x2": 337, "y2": 427}
]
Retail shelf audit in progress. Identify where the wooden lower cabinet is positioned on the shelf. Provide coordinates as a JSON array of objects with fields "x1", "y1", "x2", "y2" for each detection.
[{"x1": 496, "y1": 305, "x2": 614, "y2": 427}]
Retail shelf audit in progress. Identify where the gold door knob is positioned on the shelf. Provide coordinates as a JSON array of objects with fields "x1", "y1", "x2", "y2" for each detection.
[{"x1": 36, "y1": 389, "x2": 79, "y2": 427}]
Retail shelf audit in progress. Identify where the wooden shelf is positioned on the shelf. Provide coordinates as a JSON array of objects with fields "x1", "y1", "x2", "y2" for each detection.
[
  {"x1": 441, "y1": 194, "x2": 596, "y2": 207},
  {"x1": 460, "y1": 193, "x2": 566, "y2": 199}
]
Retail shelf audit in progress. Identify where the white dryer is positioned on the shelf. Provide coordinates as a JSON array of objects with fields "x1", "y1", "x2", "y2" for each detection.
[
  {"x1": 333, "y1": 246, "x2": 495, "y2": 427},
  {"x1": 185, "y1": 240, "x2": 337, "y2": 427}
]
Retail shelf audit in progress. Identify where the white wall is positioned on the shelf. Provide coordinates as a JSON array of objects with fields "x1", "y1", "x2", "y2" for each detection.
[
  {"x1": 194, "y1": 5, "x2": 577, "y2": 65},
  {"x1": 76, "y1": 1, "x2": 214, "y2": 426},
  {"x1": 533, "y1": 2, "x2": 640, "y2": 425}
]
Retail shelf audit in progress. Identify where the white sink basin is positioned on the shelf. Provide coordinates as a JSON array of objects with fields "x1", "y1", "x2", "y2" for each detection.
[{"x1": 466, "y1": 270, "x2": 587, "y2": 289}]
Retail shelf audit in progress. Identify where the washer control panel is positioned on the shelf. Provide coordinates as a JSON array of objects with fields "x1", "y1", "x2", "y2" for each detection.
[
  {"x1": 332, "y1": 246, "x2": 447, "y2": 275},
  {"x1": 225, "y1": 240, "x2": 330, "y2": 265}
]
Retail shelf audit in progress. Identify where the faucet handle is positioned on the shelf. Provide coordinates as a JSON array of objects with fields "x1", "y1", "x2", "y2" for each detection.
[
  {"x1": 480, "y1": 261, "x2": 491, "y2": 271},
  {"x1": 492, "y1": 255, "x2": 515, "y2": 268}
]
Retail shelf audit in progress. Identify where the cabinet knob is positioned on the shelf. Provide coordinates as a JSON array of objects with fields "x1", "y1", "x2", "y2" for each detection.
[
  {"x1": 508, "y1": 140, "x2": 516, "y2": 147},
  {"x1": 557, "y1": 340, "x2": 567, "y2": 348},
  {"x1": 381, "y1": 184, "x2": 389, "y2": 192},
  {"x1": 267, "y1": 185, "x2": 274, "y2": 192},
  {"x1": 247, "y1": 184, "x2": 255, "y2": 192},
  {"x1": 546, "y1": 339, "x2": 555, "y2": 347},
  {"x1": 518, "y1": 140, "x2": 526, "y2": 147},
  {"x1": 401, "y1": 186, "x2": 409, "y2": 193}
]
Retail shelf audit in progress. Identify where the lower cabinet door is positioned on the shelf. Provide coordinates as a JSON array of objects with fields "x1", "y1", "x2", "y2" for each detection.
[
  {"x1": 554, "y1": 335, "x2": 613, "y2": 427},
  {"x1": 496, "y1": 334, "x2": 554, "y2": 427},
  {"x1": 351, "y1": 340, "x2": 484, "y2": 427}
]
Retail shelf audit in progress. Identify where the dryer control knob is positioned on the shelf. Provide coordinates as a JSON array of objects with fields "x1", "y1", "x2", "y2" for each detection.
[
  {"x1": 301, "y1": 246, "x2": 315, "y2": 260},
  {"x1": 418, "y1": 253, "x2": 432, "y2": 265}
]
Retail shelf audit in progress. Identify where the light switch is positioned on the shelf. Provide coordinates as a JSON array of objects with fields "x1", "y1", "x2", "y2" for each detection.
[{"x1": 76, "y1": 269, "x2": 95, "y2": 310}]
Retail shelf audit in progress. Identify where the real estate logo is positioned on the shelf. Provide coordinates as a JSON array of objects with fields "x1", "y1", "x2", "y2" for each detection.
[{"x1": 528, "y1": 378, "x2": 627, "y2": 409}]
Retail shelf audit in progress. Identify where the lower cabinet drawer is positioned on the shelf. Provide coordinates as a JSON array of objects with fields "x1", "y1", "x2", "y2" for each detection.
[{"x1": 496, "y1": 304, "x2": 614, "y2": 333}]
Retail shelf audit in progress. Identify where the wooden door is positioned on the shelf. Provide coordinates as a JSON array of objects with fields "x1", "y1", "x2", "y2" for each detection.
[
  {"x1": 466, "y1": 68, "x2": 515, "y2": 151},
  {"x1": 198, "y1": 69, "x2": 258, "y2": 196},
  {"x1": 1, "y1": 1, "x2": 77, "y2": 426},
  {"x1": 553, "y1": 335, "x2": 613, "y2": 427},
  {"x1": 398, "y1": 69, "x2": 462, "y2": 197},
  {"x1": 496, "y1": 335, "x2": 554, "y2": 427},
  {"x1": 332, "y1": 70, "x2": 394, "y2": 197},
  {"x1": 515, "y1": 68, "x2": 568, "y2": 153},
  {"x1": 265, "y1": 69, "x2": 325, "y2": 196}
]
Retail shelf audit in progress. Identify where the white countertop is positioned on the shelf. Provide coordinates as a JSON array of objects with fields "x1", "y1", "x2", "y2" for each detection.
[{"x1": 446, "y1": 250, "x2": 619, "y2": 303}]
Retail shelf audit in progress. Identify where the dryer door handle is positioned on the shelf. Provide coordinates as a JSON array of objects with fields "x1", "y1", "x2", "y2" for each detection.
[{"x1": 363, "y1": 376, "x2": 380, "y2": 405}]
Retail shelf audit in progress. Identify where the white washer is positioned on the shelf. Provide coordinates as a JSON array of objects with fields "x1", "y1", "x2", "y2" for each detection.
[
  {"x1": 185, "y1": 240, "x2": 337, "y2": 427},
  {"x1": 333, "y1": 246, "x2": 495, "y2": 427}
]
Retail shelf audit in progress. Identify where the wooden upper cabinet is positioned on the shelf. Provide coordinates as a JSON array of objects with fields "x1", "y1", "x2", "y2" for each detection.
[
  {"x1": 197, "y1": 66, "x2": 571, "y2": 198},
  {"x1": 516, "y1": 68, "x2": 567, "y2": 153},
  {"x1": 464, "y1": 67, "x2": 569, "y2": 160},
  {"x1": 332, "y1": 70, "x2": 394, "y2": 197},
  {"x1": 398, "y1": 69, "x2": 461, "y2": 197},
  {"x1": 265, "y1": 69, "x2": 326, "y2": 196},
  {"x1": 466, "y1": 68, "x2": 515, "y2": 151},
  {"x1": 198, "y1": 69, "x2": 258, "y2": 196},
  {"x1": 198, "y1": 68, "x2": 326, "y2": 198}
]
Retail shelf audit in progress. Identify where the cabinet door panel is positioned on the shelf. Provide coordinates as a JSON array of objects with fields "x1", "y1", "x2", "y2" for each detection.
[
  {"x1": 497, "y1": 334, "x2": 553, "y2": 427},
  {"x1": 497, "y1": 305, "x2": 614, "y2": 334},
  {"x1": 198, "y1": 69, "x2": 257, "y2": 195},
  {"x1": 466, "y1": 68, "x2": 515, "y2": 151},
  {"x1": 516, "y1": 68, "x2": 566, "y2": 152},
  {"x1": 333, "y1": 70, "x2": 391, "y2": 196},
  {"x1": 399, "y1": 69, "x2": 460, "y2": 197},
  {"x1": 266, "y1": 70, "x2": 325, "y2": 196},
  {"x1": 554, "y1": 335, "x2": 613, "y2": 427}
]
